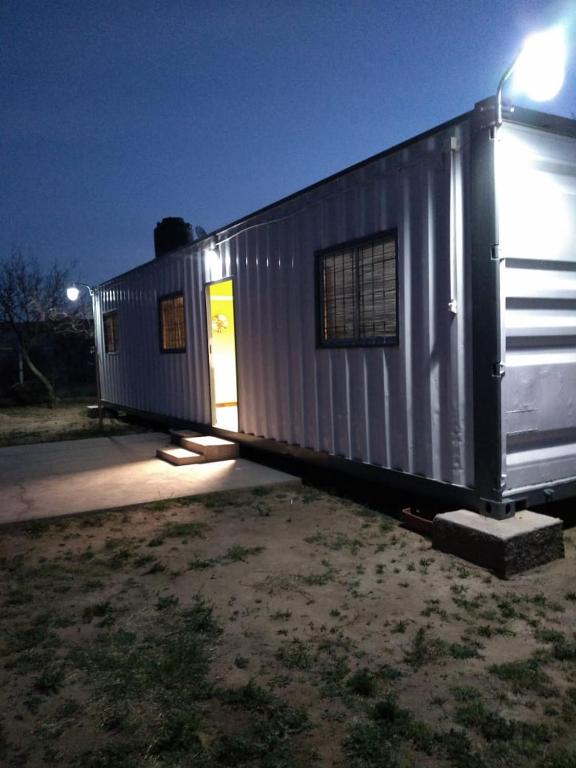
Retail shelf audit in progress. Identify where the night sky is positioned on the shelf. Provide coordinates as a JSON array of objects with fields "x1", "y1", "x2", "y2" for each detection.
[{"x1": 2, "y1": 0, "x2": 575, "y2": 286}]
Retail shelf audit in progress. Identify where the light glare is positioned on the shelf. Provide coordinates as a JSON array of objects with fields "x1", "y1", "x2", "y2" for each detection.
[
  {"x1": 496, "y1": 133, "x2": 570, "y2": 261},
  {"x1": 513, "y1": 27, "x2": 566, "y2": 102},
  {"x1": 205, "y1": 247, "x2": 223, "y2": 282},
  {"x1": 66, "y1": 286, "x2": 80, "y2": 301}
]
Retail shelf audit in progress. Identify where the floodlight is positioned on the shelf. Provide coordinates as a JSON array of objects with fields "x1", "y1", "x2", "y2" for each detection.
[
  {"x1": 513, "y1": 27, "x2": 567, "y2": 102},
  {"x1": 66, "y1": 286, "x2": 80, "y2": 301},
  {"x1": 496, "y1": 26, "x2": 567, "y2": 125}
]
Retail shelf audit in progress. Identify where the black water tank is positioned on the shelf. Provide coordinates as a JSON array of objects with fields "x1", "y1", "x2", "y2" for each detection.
[{"x1": 154, "y1": 217, "x2": 193, "y2": 257}]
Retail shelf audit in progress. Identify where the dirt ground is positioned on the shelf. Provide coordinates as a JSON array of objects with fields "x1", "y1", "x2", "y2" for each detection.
[
  {"x1": 1, "y1": 485, "x2": 576, "y2": 767},
  {"x1": 0, "y1": 402, "x2": 149, "y2": 447}
]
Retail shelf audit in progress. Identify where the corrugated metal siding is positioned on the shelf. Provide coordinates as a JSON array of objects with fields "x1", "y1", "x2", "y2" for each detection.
[
  {"x1": 96, "y1": 118, "x2": 475, "y2": 489},
  {"x1": 499, "y1": 122, "x2": 576, "y2": 493},
  {"x1": 96, "y1": 254, "x2": 210, "y2": 425}
]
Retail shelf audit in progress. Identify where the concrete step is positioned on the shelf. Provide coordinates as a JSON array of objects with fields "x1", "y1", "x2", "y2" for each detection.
[
  {"x1": 181, "y1": 435, "x2": 239, "y2": 462},
  {"x1": 169, "y1": 429, "x2": 203, "y2": 445},
  {"x1": 156, "y1": 446, "x2": 204, "y2": 466}
]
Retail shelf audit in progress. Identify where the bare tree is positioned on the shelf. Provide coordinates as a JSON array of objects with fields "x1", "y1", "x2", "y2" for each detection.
[{"x1": 0, "y1": 248, "x2": 86, "y2": 407}]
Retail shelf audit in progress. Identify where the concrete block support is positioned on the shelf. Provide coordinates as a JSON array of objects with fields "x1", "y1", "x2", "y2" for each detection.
[{"x1": 432, "y1": 509, "x2": 564, "y2": 578}]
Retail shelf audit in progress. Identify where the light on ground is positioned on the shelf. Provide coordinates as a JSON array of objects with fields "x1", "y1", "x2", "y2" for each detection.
[{"x1": 513, "y1": 27, "x2": 567, "y2": 102}]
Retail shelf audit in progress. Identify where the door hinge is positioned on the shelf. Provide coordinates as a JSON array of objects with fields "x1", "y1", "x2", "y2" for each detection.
[
  {"x1": 492, "y1": 362, "x2": 506, "y2": 378},
  {"x1": 491, "y1": 244, "x2": 504, "y2": 261}
]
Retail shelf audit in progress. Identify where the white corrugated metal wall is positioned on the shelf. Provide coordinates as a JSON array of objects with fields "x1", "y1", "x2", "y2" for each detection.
[
  {"x1": 96, "y1": 254, "x2": 211, "y2": 424},
  {"x1": 97, "y1": 117, "x2": 475, "y2": 489},
  {"x1": 499, "y1": 122, "x2": 576, "y2": 493}
]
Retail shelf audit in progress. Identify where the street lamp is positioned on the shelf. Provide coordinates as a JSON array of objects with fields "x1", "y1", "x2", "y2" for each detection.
[
  {"x1": 496, "y1": 26, "x2": 567, "y2": 125},
  {"x1": 66, "y1": 282, "x2": 104, "y2": 428}
]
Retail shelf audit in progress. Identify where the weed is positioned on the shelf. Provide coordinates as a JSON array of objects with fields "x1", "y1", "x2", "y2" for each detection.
[
  {"x1": 391, "y1": 620, "x2": 408, "y2": 634},
  {"x1": 34, "y1": 663, "x2": 66, "y2": 695},
  {"x1": 106, "y1": 547, "x2": 132, "y2": 569},
  {"x1": 276, "y1": 640, "x2": 314, "y2": 670},
  {"x1": 301, "y1": 560, "x2": 336, "y2": 586},
  {"x1": 79, "y1": 547, "x2": 95, "y2": 561},
  {"x1": 404, "y1": 628, "x2": 448, "y2": 669},
  {"x1": 270, "y1": 610, "x2": 292, "y2": 621},
  {"x1": 536, "y1": 627, "x2": 566, "y2": 645},
  {"x1": 562, "y1": 689, "x2": 576, "y2": 724},
  {"x1": 145, "y1": 560, "x2": 166, "y2": 575},
  {"x1": 215, "y1": 683, "x2": 310, "y2": 766},
  {"x1": 449, "y1": 642, "x2": 480, "y2": 660},
  {"x1": 541, "y1": 749, "x2": 576, "y2": 768},
  {"x1": 440, "y1": 729, "x2": 486, "y2": 768},
  {"x1": 196, "y1": 491, "x2": 244, "y2": 509},
  {"x1": 145, "y1": 500, "x2": 172, "y2": 511},
  {"x1": 82, "y1": 602, "x2": 114, "y2": 624},
  {"x1": 347, "y1": 668, "x2": 378, "y2": 697},
  {"x1": 344, "y1": 694, "x2": 434, "y2": 767},
  {"x1": 451, "y1": 685, "x2": 482, "y2": 703},
  {"x1": 380, "y1": 520, "x2": 394, "y2": 535},
  {"x1": 133, "y1": 554, "x2": 155, "y2": 568},
  {"x1": 4, "y1": 619, "x2": 58, "y2": 655},
  {"x1": 450, "y1": 588, "x2": 486, "y2": 618},
  {"x1": 5, "y1": 586, "x2": 35, "y2": 606},
  {"x1": 454, "y1": 698, "x2": 513, "y2": 741},
  {"x1": 224, "y1": 545, "x2": 265, "y2": 562},
  {"x1": 152, "y1": 709, "x2": 203, "y2": 754},
  {"x1": 251, "y1": 486, "x2": 272, "y2": 497},
  {"x1": 421, "y1": 599, "x2": 449, "y2": 620},
  {"x1": 147, "y1": 521, "x2": 208, "y2": 548},
  {"x1": 419, "y1": 557, "x2": 434, "y2": 573},
  {"x1": 489, "y1": 657, "x2": 555, "y2": 697},
  {"x1": 526, "y1": 593, "x2": 564, "y2": 614},
  {"x1": 188, "y1": 557, "x2": 216, "y2": 570},
  {"x1": 156, "y1": 595, "x2": 179, "y2": 611},
  {"x1": 378, "y1": 665, "x2": 403, "y2": 682},
  {"x1": 24, "y1": 520, "x2": 53, "y2": 538},
  {"x1": 67, "y1": 597, "x2": 222, "y2": 765},
  {"x1": 476, "y1": 624, "x2": 515, "y2": 639},
  {"x1": 305, "y1": 531, "x2": 364, "y2": 555},
  {"x1": 319, "y1": 654, "x2": 351, "y2": 696},
  {"x1": 552, "y1": 637, "x2": 576, "y2": 661}
]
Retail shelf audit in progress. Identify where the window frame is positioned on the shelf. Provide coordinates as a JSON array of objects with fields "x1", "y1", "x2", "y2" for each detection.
[
  {"x1": 102, "y1": 309, "x2": 119, "y2": 355},
  {"x1": 315, "y1": 229, "x2": 399, "y2": 349},
  {"x1": 158, "y1": 291, "x2": 187, "y2": 353}
]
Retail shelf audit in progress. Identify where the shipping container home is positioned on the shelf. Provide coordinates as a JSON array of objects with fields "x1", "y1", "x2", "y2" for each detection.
[{"x1": 93, "y1": 96, "x2": 576, "y2": 519}]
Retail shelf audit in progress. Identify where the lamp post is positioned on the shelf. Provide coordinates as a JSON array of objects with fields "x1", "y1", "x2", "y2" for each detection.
[
  {"x1": 66, "y1": 282, "x2": 103, "y2": 428},
  {"x1": 496, "y1": 26, "x2": 567, "y2": 126}
]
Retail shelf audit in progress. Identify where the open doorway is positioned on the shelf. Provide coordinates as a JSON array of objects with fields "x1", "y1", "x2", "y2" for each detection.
[{"x1": 206, "y1": 278, "x2": 238, "y2": 431}]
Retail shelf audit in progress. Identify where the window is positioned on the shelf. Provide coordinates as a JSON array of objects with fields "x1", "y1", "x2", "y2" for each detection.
[
  {"x1": 159, "y1": 293, "x2": 186, "y2": 352},
  {"x1": 103, "y1": 311, "x2": 119, "y2": 354},
  {"x1": 317, "y1": 231, "x2": 398, "y2": 347}
]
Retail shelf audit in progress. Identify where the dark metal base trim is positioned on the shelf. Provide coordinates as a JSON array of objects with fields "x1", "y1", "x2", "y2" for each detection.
[{"x1": 103, "y1": 401, "x2": 483, "y2": 512}]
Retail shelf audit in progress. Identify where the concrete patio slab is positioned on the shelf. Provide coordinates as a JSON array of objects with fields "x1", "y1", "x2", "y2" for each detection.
[{"x1": 0, "y1": 432, "x2": 300, "y2": 525}]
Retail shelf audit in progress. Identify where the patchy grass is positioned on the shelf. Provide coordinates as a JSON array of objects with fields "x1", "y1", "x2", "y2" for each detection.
[
  {"x1": 0, "y1": 401, "x2": 149, "y2": 447},
  {"x1": 2, "y1": 484, "x2": 576, "y2": 767}
]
